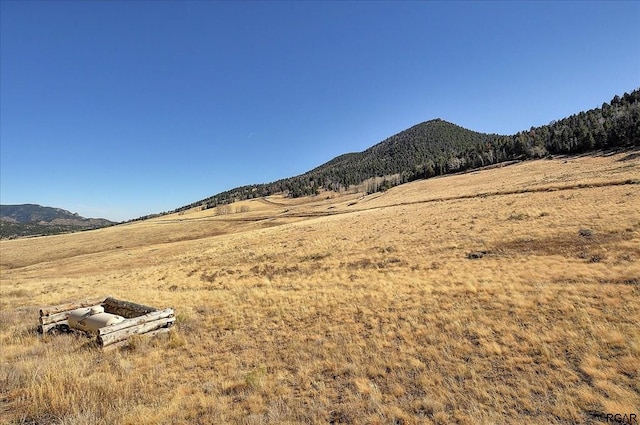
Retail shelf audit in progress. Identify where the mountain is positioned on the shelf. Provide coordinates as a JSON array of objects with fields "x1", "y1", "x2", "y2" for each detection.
[
  {"x1": 168, "y1": 89, "x2": 638, "y2": 216},
  {"x1": 170, "y1": 119, "x2": 509, "y2": 214},
  {"x1": 0, "y1": 204, "x2": 115, "y2": 239},
  {"x1": 299, "y1": 118, "x2": 505, "y2": 190}
]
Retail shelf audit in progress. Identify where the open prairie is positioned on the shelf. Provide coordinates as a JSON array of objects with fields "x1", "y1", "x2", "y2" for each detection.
[{"x1": 1, "y1": 151, "x2": 639, "y2": 424}]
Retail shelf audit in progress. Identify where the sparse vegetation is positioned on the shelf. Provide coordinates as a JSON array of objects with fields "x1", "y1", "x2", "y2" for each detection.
[{"x1": 1, "y1": 152, "x2": 639, "y2": 424}]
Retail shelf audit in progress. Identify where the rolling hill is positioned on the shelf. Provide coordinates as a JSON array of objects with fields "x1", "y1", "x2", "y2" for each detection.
[{"x1": 1, "y1": 151, "x2": 638, "y2": 424}]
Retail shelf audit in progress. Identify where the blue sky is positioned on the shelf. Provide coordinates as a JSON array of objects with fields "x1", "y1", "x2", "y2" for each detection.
[{"x1": 1, "y1": 1, "x2": 639, "y2": 222}]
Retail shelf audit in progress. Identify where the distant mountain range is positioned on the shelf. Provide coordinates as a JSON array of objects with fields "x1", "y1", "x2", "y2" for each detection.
[
  {"x1": 0, "y1": 204, "x2": 115, "y2": 239},
  {"x1": 168, "y1": 89, "x2": 638, "y2": 216}
]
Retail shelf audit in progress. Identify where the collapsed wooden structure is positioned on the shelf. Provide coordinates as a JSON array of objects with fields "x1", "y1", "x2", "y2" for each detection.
[{"x1": 38, "y1": 296, "x2": 175, "y2": 349}]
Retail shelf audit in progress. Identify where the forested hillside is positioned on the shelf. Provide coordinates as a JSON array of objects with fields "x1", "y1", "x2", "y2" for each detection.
[
  {"x1": 172, "y1": 89, "x2": 638, "y2": 214},
  {"x1": 0, "y1": 204, "x2": 115, "y2": 239}
]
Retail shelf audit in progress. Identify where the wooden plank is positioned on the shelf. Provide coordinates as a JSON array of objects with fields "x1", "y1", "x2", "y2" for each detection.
[
  {"x1": 39, "y1": 296, "x2": 109, "y2": 317},
  {"x1": 98, "y1": 317, "x2": 175, "y2": 347},
  {"x1": 39, "y1": 310, "x2": 71, "y2": 325},
  {"x1": 38, "y1": 320, "x2": 69, "y2": 334},
  {"x1": 102, "y1": 297, "x2": 158, "y2": 318},
  {"x1": 101, "y1": 328, "x2": 173, "y2": 351},
  {"x1": 39, "y1": 305, "x2": 103, "y2": 325},
  {"x1": 98, "y1": 308, "x2": 174, "y2": 336}
]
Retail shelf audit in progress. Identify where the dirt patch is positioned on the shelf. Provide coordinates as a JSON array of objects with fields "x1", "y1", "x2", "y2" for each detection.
[
  {"x1": 492, "y1": 230, "x2": 636, "y2": 259},
  {"x1": 341, "y1": 257, "x2": 409, "y2": 270}
]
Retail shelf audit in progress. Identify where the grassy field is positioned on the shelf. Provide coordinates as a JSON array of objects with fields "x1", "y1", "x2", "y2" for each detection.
[{"x1": 1, "y1": 151, "x2": 639, "y2": 424}]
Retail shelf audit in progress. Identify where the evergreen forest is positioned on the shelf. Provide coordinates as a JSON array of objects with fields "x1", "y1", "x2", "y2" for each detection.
[{"x1": 170, "y1": 89, "x2": 639, "y2": 215}]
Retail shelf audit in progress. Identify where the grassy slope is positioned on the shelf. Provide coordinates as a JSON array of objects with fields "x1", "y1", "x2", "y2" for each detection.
[{"x1": 1, "y1": 152, "x2": 639, "y2": 424}]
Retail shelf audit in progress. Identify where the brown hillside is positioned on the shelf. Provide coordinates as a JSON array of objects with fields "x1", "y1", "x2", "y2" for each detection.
[{"x1": 1, "y1": 151, "x2": 639, "y2": 424}]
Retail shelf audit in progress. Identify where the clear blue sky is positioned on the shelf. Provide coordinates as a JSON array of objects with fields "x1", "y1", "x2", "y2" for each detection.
[{"x1": 1, "y1": 1, "x2": 639, "y2": 221}]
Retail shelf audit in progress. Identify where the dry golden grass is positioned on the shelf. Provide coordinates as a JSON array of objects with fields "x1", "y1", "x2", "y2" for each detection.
[{"x1": 1, "y1": 151, "x2": 639, "y2": 424}]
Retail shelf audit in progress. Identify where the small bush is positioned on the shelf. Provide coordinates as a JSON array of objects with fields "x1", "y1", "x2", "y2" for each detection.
[
  {"x1": 508, "y1": 212, "x2": 529, "y2": 220},
  {"x1": 467, "y1": 251, "x2": 487, "y2": 259},
  {"x1": 579, "y1": 228, "x2": 593, "y2": 238},
  {"x1": 244, "y1": 366, "x2": 266, "y2": 390},
  {"x1": 165, "y1": 329, "x2": 186, "y2": 348}
]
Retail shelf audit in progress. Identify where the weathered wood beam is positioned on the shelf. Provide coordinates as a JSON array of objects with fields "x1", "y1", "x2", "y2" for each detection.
[
  {"x1": 39, "y1": 296, "x2": 109, "y2": 317},
  {"x1": 102, "y1": 297, "x2": 158, "y2": 318},
  {"x1": 39, "y1": 305, "x2": 104, "y2": 325},
  {"x1": 98, "y1": 317, "x2": 175, "y2": 347},
  {"x1": 39, "y1": 310, "x2": 71, "y2": 325},
  {"x1": 38, "y1": 320, "x2": 69, "y2": 334},
  {"x1": 101, "y1": 327, "x2": 173, "y2": 351},
  {"x1": 98, "y1": 308, "x2": 174, "y2": 336}
]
